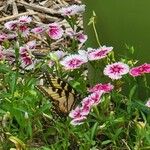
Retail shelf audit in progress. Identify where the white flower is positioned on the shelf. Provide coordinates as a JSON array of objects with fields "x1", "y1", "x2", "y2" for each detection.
[
  {"x1": 48, "y1": 23, "x2": 63, "y2": 40},
  {"x1": 18, "y1": 15, "x2": 32, "y2": 24},
  {"x1": 60, "y1": 54, "x2": 88, "y2": 70},
  {"x1": 58, "y1": 4, "x2": 86, "y2": 16}
]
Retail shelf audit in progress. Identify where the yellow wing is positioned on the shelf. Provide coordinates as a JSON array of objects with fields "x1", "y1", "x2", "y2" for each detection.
[{"x1": 36, "y1": 74, "x2": 78, "y2": 116}]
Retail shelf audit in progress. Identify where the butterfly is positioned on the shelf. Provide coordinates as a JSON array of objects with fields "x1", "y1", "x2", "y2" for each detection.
[{"x1": 36, "y1": 72, "x2": 80, "y2": 116}]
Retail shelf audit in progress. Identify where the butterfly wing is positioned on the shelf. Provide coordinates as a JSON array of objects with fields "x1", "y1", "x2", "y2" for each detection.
[{"x1": 36, "y1": 75, "x2": 78, "y2": 116}]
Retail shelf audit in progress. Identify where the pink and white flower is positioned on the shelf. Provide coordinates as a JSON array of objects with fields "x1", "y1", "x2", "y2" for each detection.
[
  {"x1": 66, "y1": 29, "x2": 87, "y2": 44},
  {"x1": 88, "y1": 92, "x2": 103, "y2": 106},
  {"x1": 129, "y1": 63, "x2": 150, "y2": 77},
  {"x1": 19, "y1": 46, "x2": 35, "y2": 69},
  {"x1": 31, "y1": 26, "x2": 45, "y2": 34},
  {"x1": 145, "y1": 99, "x2": 150, "y2": 108},
  {"x1": 26, "y1": 40, "x2": 36, "y2": 49},
  {"x1": 4, "y1": 20, "x2": 18, "y2": 30},
  {"x1": 60, "y1": 54, "x2": 88, "y2": 70},
  {"x1": 47, "y1": 23, "x2": 63, "y2": 40},
  {"x1": 76, "y1": 32, "x2": 88, "y2": 44},
  {"x1": 69, "y1": 106, "x2": 87, "y2": 126},
  {"x1": 0, "y1": 33, "x2": 8, "y2": 42},
  {"x1": 58, "y1": 4, "x2": 85, "y2": 16},
  {"x1": 70, "y1": 116, "x2": 87, "y2": 126},
  {"x1": 88, "y1": 46, "x2": 113, "y2": 61},
  {"x1": 89, "y1": 83, "x2": 114, "y2": 93},
  {"x1": 69, "y1": 106, "x2": 84, "y2": 119},
  {"x1": 18, "y1": 15, "x2": 32, "y2": 24},
  {"x1": 104, "y1": 62, "x2": 129, "y2": 80},
  {"x1": 19, "y1": 25, "x2": 30, "y2": 37}
]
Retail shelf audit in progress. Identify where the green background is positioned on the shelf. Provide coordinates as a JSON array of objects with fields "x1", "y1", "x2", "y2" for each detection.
[{"x1": 83, "y1": 0, "x2": 150, "y2": 62}]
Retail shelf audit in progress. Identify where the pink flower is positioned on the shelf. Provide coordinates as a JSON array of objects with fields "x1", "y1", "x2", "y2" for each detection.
[
  {"x1": 89, "y1": 83, "x2": 114, "y2": 93},
  {"x1": 81, "y1": 97, "x2": 94, "y2": 108},
  {"x1": 19, "y1": 25, "x2": 30, "y2": 36},
  {"x1": 18, "y1": 15, "x2": 32, "y2": 24},
  {"x1": 19, "y1": 46, "x2": 35, "y2": 69},
  {"x1": 4, "y1": 20, "x2": 18, "y2": 30},
  {"x1": 129, "y1": 63, "x2": 150, "y2": 77},
  {"x1": 26, "y1": 40, "x2": 36, "y2": 49},
  {"x1": 60, "y1": 54, "x2": 88, "y2": 70},
  {"x1": 31, "y1": 26, "x2": 45, "y2": 34},
  {"x1": 66, "y1": 29, "x2": 87, "y2": 44},
  {"x1": 70, "y1": 116, "x2": 87, "y2": 126},
  {"x1": 88, "y1": 92, "x2": 103, "y2": 106},
  {"x1": 69, "y1": 106, "x2": 87, "y2": 126},
  {"x1": 0, "y1": 33, "x2": 8, "y2": 42},
  {"x1": 69, "y1": 106, "x2": 84, "y2": 119},
  {"x1": 88, "y1": 46, "x2": 113, "y2": 61},
  {"x1": 104, "y1": 62, "x2": 129, "y2": 80},
  {"x1": 145, "y1": 99, "x2": 150, "y2": 108},
  {"x1": 76, "y1": 32, "x2": 88, "y2": 44},
  {"x1": 48, "y1": 23, "x2": 63, "y2": 40},
  {"x1": 58, "y1": 4, "x2": 85, "y2": 16}
]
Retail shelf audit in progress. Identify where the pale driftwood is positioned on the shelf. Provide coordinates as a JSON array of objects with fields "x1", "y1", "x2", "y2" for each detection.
[
  {"x1": 0, "y1": 12, "x2": 38, "y2": 22},
  {"x1": 12, "y1": 0, "x2": 18, "y2": 15},
  {"x1": 18, "y1": 1, "x2": 60, "y2": 15}
]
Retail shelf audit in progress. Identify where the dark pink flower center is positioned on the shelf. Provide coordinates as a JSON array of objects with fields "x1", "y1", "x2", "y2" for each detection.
[
  {"x1": 110, "y1": 65, "x2": 123, "y2": 73},
  {"x1": 19, "y1": 25, "x2": 28, "y2": 31},
  {"x1": 94, "y1": 50, "x2": 107, "y2": 57},
  {"x1": 68, "y1": 59, "x2": 82, "y2": 67}
]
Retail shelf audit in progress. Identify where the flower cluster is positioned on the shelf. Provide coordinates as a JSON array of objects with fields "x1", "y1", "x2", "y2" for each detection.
[
  {"x1": 4, "y1": 16, "x2": 32, "y2": 37},
  {"x1": 60, "y1": 45, "x2": 113, "y2": 70},
  {"x1": 69, "y1": 83, "x2": 114, "y2": 125},
  {"x1": 129, "y1": 63, "x2": 150, "y2": 77}
]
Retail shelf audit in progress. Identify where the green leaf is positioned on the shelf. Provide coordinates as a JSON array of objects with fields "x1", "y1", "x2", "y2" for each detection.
[{"x1": 101, "y1": 140, "x2": 112, "y2": 145}]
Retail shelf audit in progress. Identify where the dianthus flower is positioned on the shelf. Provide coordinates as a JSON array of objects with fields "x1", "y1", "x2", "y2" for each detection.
[
  {"x1": 19, "y1": 25, "x2": 30, "y2": 37},
  {"x1": 129, "y1": 63, "x2": 150, "y2": 77},
  {"x1": 18, "y1": 15, "x2": 32, "y2": 24},
  {"x1": 60, "y1": 54, "x2": 88, "y2": 70},
  {"x1": 31, "y1": 26, "x2": 45, "y2": 34},
  {"x1": 19, "y1": 41, "x2": 36, "y2": 70},
  {"x1": 66, "y1": 29, "x2": 87, "y2": 44},
  {"x1": 0, "y1": 33, "x2": 8, "y2": 42},
  {"x1": 104, "y1": 62, "x2": 129, "y2": 80},
  {"x1": 89, "y1": 83, "x2": 114, "y2": 93},
  {"x1": 4, "y1": 20, "x2": 18, "y2": 30},
  {"x1": 69, "y1": 106, "x2": 87, "y2": 126},
  {"x1": 88, "y1": 46, "x2": 113, "y2": 61},
  {"x1": 47, "y1": 23, "x2": 63, "y2": 40},
  {"x1": 58, "y1": 4, "x2": 85, "y2": 16}
]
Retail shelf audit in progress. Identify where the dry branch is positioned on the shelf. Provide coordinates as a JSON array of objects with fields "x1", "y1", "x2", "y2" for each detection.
[{"x1": 0, "y1": 12, "x2": 38, "y2": 22}]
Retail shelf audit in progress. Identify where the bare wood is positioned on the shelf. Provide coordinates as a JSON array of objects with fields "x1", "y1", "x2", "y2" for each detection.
[
  {"x1": 18, "y1": 1, "x2": 59, "y2": 15},
  {"x1": 0, "y1": 12, "x2": 38, "y2": 22},
  {"x1": 12, "y1": 0, "x2": 18, "y2": 15}
]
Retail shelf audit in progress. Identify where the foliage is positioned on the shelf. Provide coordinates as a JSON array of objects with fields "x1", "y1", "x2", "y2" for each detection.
[{"x1": 0, "y1": 6, "x2": 150, "y2": 150}]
